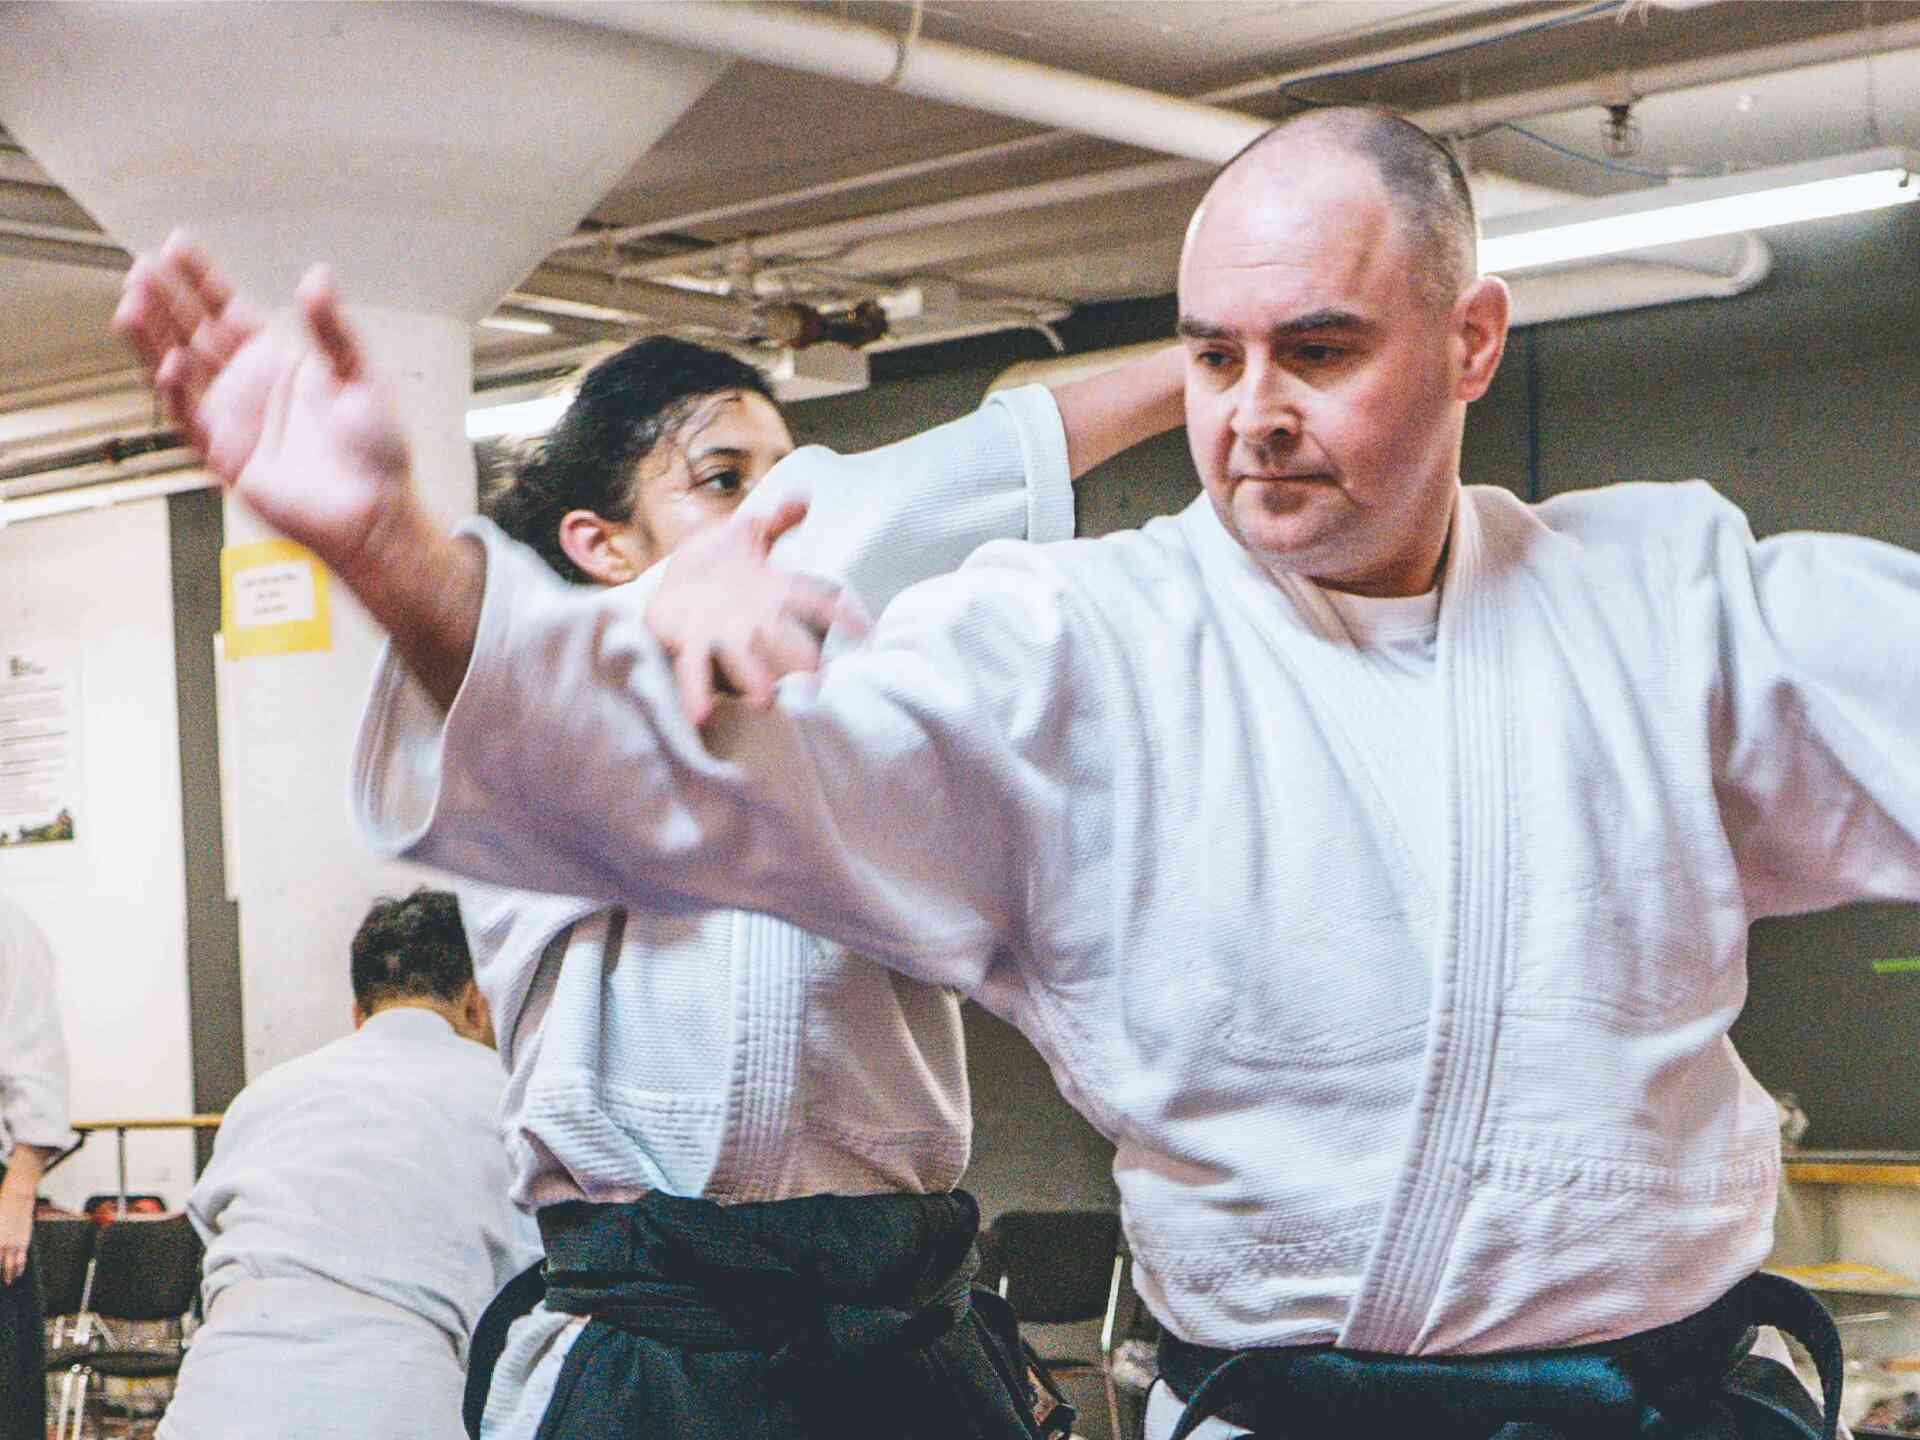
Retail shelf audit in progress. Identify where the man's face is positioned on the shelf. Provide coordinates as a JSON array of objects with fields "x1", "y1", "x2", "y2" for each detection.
[{"x1": 1178, "y1": 153, "x2": 1480, "y2": 596}]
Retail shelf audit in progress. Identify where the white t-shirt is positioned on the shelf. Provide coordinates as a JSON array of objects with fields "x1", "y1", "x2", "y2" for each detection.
[{"x1": 1315, "y1": 584, "x2": 1444, "y2": 912}]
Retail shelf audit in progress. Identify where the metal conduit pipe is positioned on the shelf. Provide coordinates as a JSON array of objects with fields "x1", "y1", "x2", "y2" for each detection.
[
  {"x1": 621, "y1": 19, "x2": 1920, "y2": 284},
  {"x1": 548, "y1": 129, "x2": 1073, "y2": 255},
  {"x1": 546, "y1": 2, "x2": 1620, "y2": 256},
  {"x1": 6, "y1": 15, "x2": 1918, "y2": 347},
  {"x1": 508, "y1": 267, "x2": 758, "y2": 331},
  {"x1": 508, "y1": 267, "x2": 886, "y2": 348},
  {"x1": 607, "y1": 158, "x2": 1210, "y2": 282},
  {"x1": 497, "y1": 0, "x2": 1269, "y2": 164},
  {"x1": 1411, "y1": 18, "x2": 1920, "y2": 136}
]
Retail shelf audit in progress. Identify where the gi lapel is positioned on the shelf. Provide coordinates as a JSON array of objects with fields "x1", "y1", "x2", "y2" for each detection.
[
  {"x1": 1339, "y1": 491, "x2": 1516, "y2": 1354},
  {"x1": 710, "y1": 911, "x2": 813, "y2": 1199}
]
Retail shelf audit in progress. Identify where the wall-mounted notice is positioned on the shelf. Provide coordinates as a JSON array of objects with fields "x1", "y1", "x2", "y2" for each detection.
[
  {"x1": 0, "y1": 649, "x2": 80, "y2": 847},
  {"x1": 221, "y1": 538, "x2": 332, "y2": 660}
]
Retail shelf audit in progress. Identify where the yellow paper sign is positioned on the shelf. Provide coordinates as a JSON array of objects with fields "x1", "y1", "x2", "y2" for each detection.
[{"x1": 220, "y1": 539, "x2": 333, "y2": 660}]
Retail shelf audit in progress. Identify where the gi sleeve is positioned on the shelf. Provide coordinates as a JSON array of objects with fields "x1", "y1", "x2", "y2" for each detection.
[
  {"x1": 355, "y1": 527, "x2": 1087, "y2": 994},
  {"x1": 1705, "y1": 497, "x2": 1920, "y2": 917},
  {"x1": 758, "y1": 382, "x2": 1074, "y2": 614},
  {"x1": 621, "y1": 382, "x2": 1073, "y2": 621},
  {"x1": 0, "y1": 901, "x2": 73, "y2": 1156}
]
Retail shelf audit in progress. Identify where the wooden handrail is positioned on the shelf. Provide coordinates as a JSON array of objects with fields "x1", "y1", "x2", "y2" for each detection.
[{"x1": 71, "y1": 1116, "x2": 224, "y2": 1131}]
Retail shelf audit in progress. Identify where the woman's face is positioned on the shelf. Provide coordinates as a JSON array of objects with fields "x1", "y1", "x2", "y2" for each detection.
[{"x1": 626, "y1": 389, "x2": 795, "y2": 565}]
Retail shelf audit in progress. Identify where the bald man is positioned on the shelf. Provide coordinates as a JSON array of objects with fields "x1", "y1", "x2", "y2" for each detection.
[{"x1": 122, "y1": 107, "x2": 1914, "y2": 1440}]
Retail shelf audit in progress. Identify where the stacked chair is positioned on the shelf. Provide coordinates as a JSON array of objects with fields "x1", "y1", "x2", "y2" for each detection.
[
  {"x1": 42, "y1": 1211, "x2": 202, "y2": 1439},
  {"x1": 37, "y1": 1213, "x2": 99, "y2": 1431}
]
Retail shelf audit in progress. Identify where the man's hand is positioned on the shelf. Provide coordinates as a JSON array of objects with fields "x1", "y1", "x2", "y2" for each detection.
[
  {"x1": 646, "y1": 498, "x2": 869, "y2": 726},
  {"x1": 114, "y1": 233, "x2": 422, "y2": 594},
  {"x1": 115, "y1": 233, "x2": 480, "y2": 710}
]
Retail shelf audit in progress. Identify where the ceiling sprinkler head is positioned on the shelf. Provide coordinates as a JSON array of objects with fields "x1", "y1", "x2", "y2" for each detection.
[{"x1": 1602, "y1": 103, "x2": 1642, "y2": 160}]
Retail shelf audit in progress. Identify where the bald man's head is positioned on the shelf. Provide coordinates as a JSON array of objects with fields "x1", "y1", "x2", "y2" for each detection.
[{"x1": 1198, "y1": 107, "x2": 1478, "y2": 312}]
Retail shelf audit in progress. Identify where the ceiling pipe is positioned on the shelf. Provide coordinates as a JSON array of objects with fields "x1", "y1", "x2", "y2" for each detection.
[
  {"x1": 0, "y1": 469, "x2": 216, "y2": 529},
  {"x1": 600, "y1": 159, "x2": 1210, "y2": 282},
  {"x1": 6, "y1": 13, "x2": 1918, "y2": 357},
  {"x1": 1410, "y1": 17, "x2": 1920, "y2": 136},
  {"x1": 499, "y1": 0, "x2": 1269, "y2": 165},
  {"x1": 626, "y1": 20, "x2": 1920, "y2": 283},
  {"x1": 508, "y1": 266, "x2": 889, "y2": 349},
  {"x1": 547, "y1": 1, "x2": 1620, "y2": 256},
  {"x1": 0, "y1": 228, "x2": 124, "y2": 271},
  {"x1": 509, "y1": 266, "x2": 759, "y2": 331}
]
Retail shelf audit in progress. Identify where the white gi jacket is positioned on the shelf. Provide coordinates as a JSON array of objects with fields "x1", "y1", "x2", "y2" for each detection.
[
  {"x1": 459, "y1": 384, "x2": 1075, "y2": 1213},
  {"x1": 355, "y1": 477, "x2": 1920, "y2": 1358},
  {"x1": 0, "y1": 895, "x2": 70, "y2": 1165},
  {"x1": 160, "y1": 1007, "x2": 541, "y2": 1440}
]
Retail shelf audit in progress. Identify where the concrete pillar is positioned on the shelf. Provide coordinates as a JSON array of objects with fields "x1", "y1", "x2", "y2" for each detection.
[
  {"x1": 0, "y1": 1, "x2": 727, "y2": 1077},
  {"x1": 220, "y1": 308, "x2": 478, "y2": 1071}
]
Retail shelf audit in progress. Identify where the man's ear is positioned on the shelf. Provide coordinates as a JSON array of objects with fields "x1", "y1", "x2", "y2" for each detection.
[
  {"x1": 557, "y1": 509, "x2": 648, "y2": 585},
  {"x1": 1452, "y1": 274, "x2": 1511, "y2": 403},
  {"x1": 462, "y1": 983, "x2": 497, "y2": 1050}
]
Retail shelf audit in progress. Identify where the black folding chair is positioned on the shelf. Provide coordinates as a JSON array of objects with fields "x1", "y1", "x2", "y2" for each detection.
[
  {"x1": 36, "y1": 1215, "x2": 98, "y2": 1436},
  {"x1": 56, "y1": 1213, "x2": 202, "y2": 1439},
  {"x1": 34, "y1": 1215, "x2": 97, "y2": 1344},
  {"x1": 982, "y1": 1209, "x2": 1129, "y2": 1439}
]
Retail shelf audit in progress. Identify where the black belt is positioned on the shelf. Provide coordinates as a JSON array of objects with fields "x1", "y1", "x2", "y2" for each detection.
[
  {"x1": 1158, "y1": 1271, "x2": 1844, "y2": 1440},
  {"x1": 545, "y1": 1244, "x2": 973, "y2": 1361},
  {"x1": 538, "y1": 1190, "x2": 977, "y2": 1369},
  {"x1": 464, "y1": 1188, "x2": 1024, "y2": 1440}
]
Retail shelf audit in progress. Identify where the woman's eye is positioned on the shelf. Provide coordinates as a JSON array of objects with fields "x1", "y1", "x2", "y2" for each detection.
[
  {"x1": 697, "y1": 469, "x2": 744, "y2": 494},
  {"x1": 1297, "y1": 345, "x2": 1343, "y2": 365}
]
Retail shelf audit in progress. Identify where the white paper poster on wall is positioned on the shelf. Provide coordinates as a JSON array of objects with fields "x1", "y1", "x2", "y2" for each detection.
[{"x1": 0, "y1": 647, "x2": 80, "y2": 849}]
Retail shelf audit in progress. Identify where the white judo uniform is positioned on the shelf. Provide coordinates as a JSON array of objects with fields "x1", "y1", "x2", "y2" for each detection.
[
  {"x1": 449, "y1": 385, "x2": 1073, "y2": 1439},
  {"x1": 354, "y1": 471, "x2": 1920, "y2": 1401},
  {"x1": 0, "y1": 896, "x2": 70, "y2": 1172},
  {"x1": 0, "y1": 896, "x2": 69, "y2": 1440},
  {"x1": 159, "y1": 1007, "x2": 540, "y2": 1440}
]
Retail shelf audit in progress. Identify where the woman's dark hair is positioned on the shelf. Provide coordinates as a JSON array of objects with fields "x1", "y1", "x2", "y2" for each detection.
[
  {"x1": 350, "y1": 887, "x2": 474, "y2": 1013},
  {"x1": 482, "y1": 336, "x2": 777, "y2": 583}
]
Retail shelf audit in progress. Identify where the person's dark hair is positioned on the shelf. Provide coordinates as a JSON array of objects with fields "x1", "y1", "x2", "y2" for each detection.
[
  {"x1": 482, "y1": 337, "x2": 777, "y2": 583},
  {"x1": 1218, "y1": 107, "x2": 1478, "y2": 310},
  {"x1": 350, "y1": 888, "x2": 474, "y2": 1013}
]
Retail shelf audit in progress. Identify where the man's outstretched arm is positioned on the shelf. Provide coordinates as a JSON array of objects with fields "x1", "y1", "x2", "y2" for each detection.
[
  {"x1": 115, "y1": 237, "x2": 837, "y2": 713},
  {"x1": 115, "y1": 236, "x2": 484, "y2": 709}
]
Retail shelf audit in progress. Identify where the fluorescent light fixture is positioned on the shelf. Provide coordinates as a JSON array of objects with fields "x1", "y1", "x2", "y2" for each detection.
[
  {"x1": 477, "y1": 313, "x2": 556, "y2": 336},
  {"x1": 0, "y1": 469, "x2": 216, "y2": 525},
  {"x1": 1481, "y1": 147, "x2": 1917, "y2": 275},
  {"x1": 466, "y1": 392, "x2": 572, "y2": 439}
]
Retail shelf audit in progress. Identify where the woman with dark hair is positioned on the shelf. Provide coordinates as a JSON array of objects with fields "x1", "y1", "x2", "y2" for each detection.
[
  {"x1": 482, "y1": 337, "x2": 786, "y2": 588},
  {"x1": 453, "y1": 332, "x2": 1185, "y2": 1439}
]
